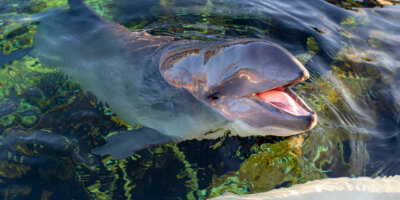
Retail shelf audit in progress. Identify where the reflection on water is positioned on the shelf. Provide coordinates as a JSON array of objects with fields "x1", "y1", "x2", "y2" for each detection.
[{"x1": 0, "y1": 0, "x2": 399, "y2": 199}]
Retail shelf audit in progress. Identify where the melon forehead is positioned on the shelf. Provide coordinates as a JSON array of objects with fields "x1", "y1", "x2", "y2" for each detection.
[
  {"x1": 160, "y1": 40, "x2": 309, "y2": 101},
  {"x1": 161, "y1": 41, "x2": 306, "y2": 88}
]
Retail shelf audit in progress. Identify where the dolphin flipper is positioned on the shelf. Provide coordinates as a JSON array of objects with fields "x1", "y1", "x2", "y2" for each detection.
[{"x1": 92, "y1": 128, "x2": 178, "y2": 160}]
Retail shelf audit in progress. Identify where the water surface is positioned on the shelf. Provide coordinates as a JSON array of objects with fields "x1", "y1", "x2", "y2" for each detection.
[{"x1": 0, "y1": 0, "x2": 399, "y2": 199}]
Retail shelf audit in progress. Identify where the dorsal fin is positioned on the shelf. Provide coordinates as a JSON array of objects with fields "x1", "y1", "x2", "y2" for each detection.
[
  {"x1": 68, "y1": 0, "x2": 86, "y2": 9},
  {"x1": 66, "y1": 0, "x2": 105, "y2": 23},
  {"x1": 32, "y1": 0, "x2": 109, "y2": 69}
]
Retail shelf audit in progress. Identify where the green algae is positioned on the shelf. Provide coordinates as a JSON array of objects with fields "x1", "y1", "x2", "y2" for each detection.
[
  {"x1": 205, "y1": 136, "x2": 305, "y2": 197},
  {"x1": 0, "y1": 98, "x2": 41, "y2": 132},
  {"x1": 295, "y1": 36, "x2": 320, "y2": 65},
  {"x1": 167, "y1": 144, "x2": 200, "y2": 199},
  {"x1": 0, "y1": 56, "x2": 57, "y2": 99},
  {"x1": 306, "y1": 37, "x2": 319, "y2": 55},
  {"x1": 0, "y1": 0, "x2": 399, "y2": 199},
  {"x1": 0, "y1": 161, "x2": 31, "y2": 179},
  {"x1": 1, "y1": 21, "x2": 37, "y2": 55},
  {"x1": 326, "y1": 0, "x2": 399, "y2": 10}
]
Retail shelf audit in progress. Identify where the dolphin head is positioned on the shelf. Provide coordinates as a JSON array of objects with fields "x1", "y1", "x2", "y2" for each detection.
[{"x1": 159, "y1": 39, "x2": 317, "y2": 136}]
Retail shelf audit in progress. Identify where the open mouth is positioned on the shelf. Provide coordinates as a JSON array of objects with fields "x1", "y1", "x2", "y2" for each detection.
[{"x1": 254, "y1": 86, "x2": 313, "y2": 116}]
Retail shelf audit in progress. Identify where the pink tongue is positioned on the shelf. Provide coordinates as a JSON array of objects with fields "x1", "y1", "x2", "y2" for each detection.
[{"x1": 256, "y1": 89, "x2": 308, "y2": 116}]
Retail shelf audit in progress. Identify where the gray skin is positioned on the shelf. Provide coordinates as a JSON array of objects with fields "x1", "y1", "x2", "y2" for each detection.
[{"x1": 33, "y1": 0, "x2": 317, "y2": 159}]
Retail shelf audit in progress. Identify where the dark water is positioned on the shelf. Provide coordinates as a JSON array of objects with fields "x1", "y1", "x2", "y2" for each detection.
[{"x1": 0, "y1": 0, "x2": 399, "y2": 199}]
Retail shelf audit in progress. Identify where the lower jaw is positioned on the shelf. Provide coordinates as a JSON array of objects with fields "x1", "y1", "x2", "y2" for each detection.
[{"x1": 230, "y1": 119, "x2": 312, "y2": 137}]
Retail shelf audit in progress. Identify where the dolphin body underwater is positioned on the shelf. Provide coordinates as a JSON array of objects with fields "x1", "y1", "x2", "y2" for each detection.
[{"x1": 33, "y1": 0, "x2": 317, "y2": 159}]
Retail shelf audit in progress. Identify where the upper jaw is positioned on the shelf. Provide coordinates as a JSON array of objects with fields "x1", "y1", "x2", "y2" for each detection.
[{"x1": 203, "y1": 42, "x2": 311, "y2": 99}]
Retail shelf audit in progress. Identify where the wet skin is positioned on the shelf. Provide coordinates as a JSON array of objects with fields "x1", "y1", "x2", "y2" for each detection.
[
  {"x1": 32, "y1": 0, "x2": 317, "y2": 159},
  {"x1": 160, "y1": 39, "x2": 316, "y2": 134}
]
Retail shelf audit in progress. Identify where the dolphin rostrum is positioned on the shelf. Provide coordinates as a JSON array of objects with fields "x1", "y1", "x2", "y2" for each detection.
[{"x1": 33, "y1": 0, "x2": 317, "y2": 159}]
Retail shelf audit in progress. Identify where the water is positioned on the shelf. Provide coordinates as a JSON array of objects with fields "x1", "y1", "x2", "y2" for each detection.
[{"x1": 0, "y1": 0, "x2": 399, "y2": 199}]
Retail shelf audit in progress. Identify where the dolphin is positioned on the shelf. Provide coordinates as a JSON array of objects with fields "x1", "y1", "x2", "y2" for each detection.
[{"x1": 33, "y1": 0, "x2": 317, "y2": 159}]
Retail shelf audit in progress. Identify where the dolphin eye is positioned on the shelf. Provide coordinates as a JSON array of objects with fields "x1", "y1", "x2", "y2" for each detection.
[{"x1": 208, "y1": 92, "x2": 221, "y2": 100}]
